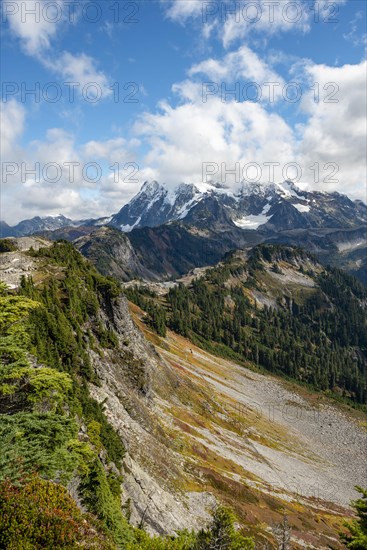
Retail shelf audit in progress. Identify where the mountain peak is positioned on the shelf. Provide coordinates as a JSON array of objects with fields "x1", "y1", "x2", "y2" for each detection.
[
  {"x1": 240, "y1": 181, "x2": 273, "y2": 197},
  {"x1": 274, "y1": 180, "x2": 305, "y2": 198},
  {"x1": 139, "y1": 180, "x2": 165, "y2": 198},
  {"x1": 109, "y1": 179, "x2": 367, "y2": 233}
]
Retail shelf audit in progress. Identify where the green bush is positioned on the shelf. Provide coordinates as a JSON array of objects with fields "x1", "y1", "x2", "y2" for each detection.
[
  {"x1": 0, "y1": 366, "x2": 72, "y2": 413},
  {"x1": 193, "y1": 505, "x2": 254, "y2": 550},
  {"x1": 341, "y1": 487, "x2": 367, "y2": 549},
  {"x1": 79, "y1": 457, "x2": 133, "y2": 547},
  {"x1": 0, "y1": 413, "x2": 79, "y2": 484},
  {"x1": 0, "y1": 239, "x2": 17, "y2": 253}
]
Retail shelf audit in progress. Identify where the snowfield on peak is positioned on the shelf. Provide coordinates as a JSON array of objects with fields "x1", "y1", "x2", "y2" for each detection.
[{"x1": 293, "y1": 203, "x2": 311, "y2": 213}]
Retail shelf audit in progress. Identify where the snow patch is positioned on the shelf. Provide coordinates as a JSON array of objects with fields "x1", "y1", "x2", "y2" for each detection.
[
  {"x1": 194, "y1": 181, "x2": 234, "y2": 197},
  {"x1": 176, "y1": 197, "x2": 202, "y2": 219},
  {"x1": 293, "y1": 203, "x2": 310, "y2": 213},
  {"x1": 120, "y1": 216, "x2": 141, "y2": 232},
  {"x1": 337, "y1": 240, "x2": 366, "y2": 252},
  {"x1": 234, "y1": 204, "x2": 271, "y2": 229},
  {"x1": 275, "y1": 181, "x2": 305, "y2": 199}
]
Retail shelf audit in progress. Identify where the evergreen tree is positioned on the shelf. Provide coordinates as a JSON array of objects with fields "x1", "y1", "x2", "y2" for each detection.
[{"x1": 340, "y1": 487, "x2": 367, "y2": 549}]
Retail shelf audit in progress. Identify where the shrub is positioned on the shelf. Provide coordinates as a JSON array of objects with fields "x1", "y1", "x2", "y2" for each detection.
[
  {"x1": 0, "y1": 366, "x2": 72, "y2": 413},
  {"x1": 0, "y1": 475, "x2": 116, "y2": 549},
  {"x1": 340, "y1": 486, "x2": 367, "y2": 549},
  {"x1": 79, "y1": 457, "x2": 133, "y2": 547},
  {"x1": 0, "y1": 413, "x2": 78, "y2": 484},
  {"x1": 194, "y1": 505, "x2": 254, "y2": 549},
  {"x1": 0, "y1": 239, "x2": 17, "y2": 253}
]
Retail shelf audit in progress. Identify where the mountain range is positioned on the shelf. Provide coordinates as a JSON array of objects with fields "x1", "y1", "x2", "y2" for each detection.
[
  {"x1": 3, "y1": 180, "x2": 367, "y2": 236},
  {"x1": 2, "y1": 180, "x2": 367, "y2": 283}
]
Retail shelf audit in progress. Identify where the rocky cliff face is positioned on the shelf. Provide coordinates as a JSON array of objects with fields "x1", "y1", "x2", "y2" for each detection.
[
  {"x1": 74, "y1": 225, "x2": 261, "y2": 282},
  {"x1": 87, "y1": 294, "x2": 214, "y2": 534},
  {"x1": 121, "y1": 301, "x2": 367, "y2": 548},
  {"x1": 75, "y1": 227, "x2": 151, "y2": 281}
]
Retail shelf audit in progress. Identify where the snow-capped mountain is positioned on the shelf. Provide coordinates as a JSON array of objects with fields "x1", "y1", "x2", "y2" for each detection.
[
  {"x1": 0, "y1": 215, "x2": 75, "y2": 238},
  {"x1": 2, "y1": 181, "x2": 366, "y2": 239},
  {"x1": 109, "y1": 181, "x2": 202, "y2": 231},
  {"x1": 109, "y1": 180, "x2": 367, "y2": 233}
]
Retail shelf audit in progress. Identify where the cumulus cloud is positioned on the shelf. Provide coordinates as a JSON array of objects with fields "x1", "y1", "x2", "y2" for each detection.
[
  {"x1": 164, "y1": 0, "x2": 204, "y2": 23},
  {"x1": 188, "y1": 45, "x2": 285, "y2": 102},
  {"x1": 298, "y1": 59, "x2": 367, "y2": 199},
  {"x1": 5, "y1": 0, "x2": 64, "y2": 56},
  {"x1": 135, "y1": 95, "x2": 297, "y2": 188},
  {"x1": 82, "y1": 137, "x2": 141, "y2": 162},
  {"x1": 1, "y1": 102, "x2": 140, "y2": 224},
  {"x1": 221, "y1": 0, "x2": 311, "y2": 49},
  {"x1": 4, "y1": 0, "x2": 112, "y2": 100},
  {"x1": 0, "y1": 99, "x2": 26, "y2": 158},
  {"x1": 133, "y1": 53, "x2": 366, "y2": 200},
  {"x1": 44, "y1": 52, "x2": 112, "y2": 99},
  {"x1": 132, "y1": 45, "x2": 295, "y2": 186},
  {"x1": 2, "y1": 36, "x2": 366, "y2": 224}
]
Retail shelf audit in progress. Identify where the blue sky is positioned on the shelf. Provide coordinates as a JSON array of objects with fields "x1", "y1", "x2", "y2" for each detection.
[{"x1": 1, "y1": 0, "x2": 366, "y2": 223}]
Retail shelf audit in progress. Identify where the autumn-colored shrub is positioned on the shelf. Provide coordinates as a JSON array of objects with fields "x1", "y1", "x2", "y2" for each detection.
[{"x1": 0, "y1": 475, "x2": 116, "y2": 549}]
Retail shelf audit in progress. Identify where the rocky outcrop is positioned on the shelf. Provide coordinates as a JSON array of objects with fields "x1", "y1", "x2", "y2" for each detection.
[
  {"x1": 121, "y1": 454, "x2": 215, "y2": 535},
  {"x1": 88, "y1": 294, "x2": 214, "y2": 534},
  {"x1": 0, "y1": 237, "x2": 52, "y2": 289}
]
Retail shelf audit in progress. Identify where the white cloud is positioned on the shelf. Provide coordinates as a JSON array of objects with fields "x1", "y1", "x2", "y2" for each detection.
[
  {"x1": 298, "y1": 60, "x2": 367, "y2": 199},
  {"x1": 133, "y1": 54, "x2": 366, "y2": 201},
  {"x1": 0, "y1": 103, "x2": 140, "y2": 224},
  {"x1": 343, "y1": 10, "x2": 367, "y2": 48},
  {"x1": 165, "y1": 0, "x2": 203, "y2": 23},
  {"x1": 0, "y1": 99, "x2": 26, "y2": 158},
  {"x1": 82, "y1": 137, "x2": 140, "y2": 162},
  {"x1": 2, "y1": 52, "x2": 366, "y2": 224},
  {"x1": 45, "y1": 52, "x2": 112, "y2": 99},
  {"x1": 135, "y1": 94, "x2": 297, "y2": 188},
  {"x1": 5, "y1": 0, "x2": 64, "y2": 56},
  {"x1": 165, "y1": 0, "x2": 311, "y2": 48},
  {"x1": 132, "y1": 46, "x2": 291, "y2": 185},
  {"x1": 188, "y1": 45, "x2": 285, "y2": 101},
  {"x1": 222, "y1": 1, "x2": 310, "y2": 49},
  {"x1": 169, "y1": 44, "x2": 285, "y2": 107},
  {"x1": 4, "y1": 0, "x2": 111, "y2": 101}
]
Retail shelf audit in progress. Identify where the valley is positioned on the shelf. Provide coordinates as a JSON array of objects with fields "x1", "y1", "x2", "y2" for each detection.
[
  {"x1": 124, "y1": 301, "x2": 367, "y2": 548},
  {"x1": 0, "y1": 231, "x2": 366, "y2": 548}
]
